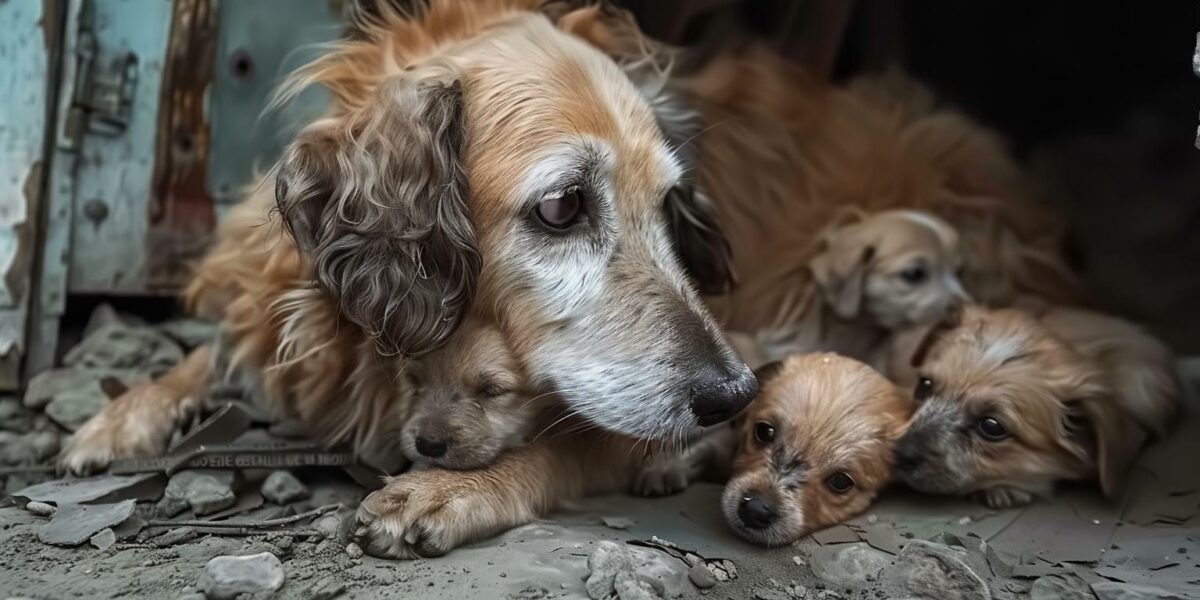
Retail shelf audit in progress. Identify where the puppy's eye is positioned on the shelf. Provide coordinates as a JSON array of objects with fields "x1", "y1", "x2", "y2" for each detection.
[
  {"x1": 900, "y1": 265, "x2": 928, "y2": 285},
  {"x1": 535, "y1": 187, "x2": 583, "y2": 230},
  {"x1": 976, "y1": 417, "x2": 1009, "y2": 441},
  {"x1": 914, "y1": 377, "x2": 935, "y2": 401},
  {"x1": 825, "y1": 472, "x2": 855, "y2": 494},
  {"x1": 753, "y1": 422, "x2": 775, "y2": 444}
]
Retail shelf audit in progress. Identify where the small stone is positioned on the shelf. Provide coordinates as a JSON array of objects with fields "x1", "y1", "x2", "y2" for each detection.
[
  {"x1": 90, "y1": 528, "x2": 116, "y2": 551},
  {"x1": 886, "y1": 540, "x2": 988, "y2": 600},
  {"x1": 791, "y1": 555, "x2": 805, "y2": 567},
  {"x1": 688, "y1": 564, "x2": 718, "y2": 589},
  {"x1": 164, "y1": 470, "x2": 236, "y2": 516},
  {"x1": 196, "y1": 552, "x2": 286, "y2": 600},
  {"x1": 957, "y1": 516, "x2": 972, "y2": 525},
  {"x1": 0, "y1": 397, "x2": 32, "y2": 431},
  {"x1": 261, "y1": 470, "x2": 310, "y2": 505},
  {"x1": 25, "y1": 501, "x2": 56, "y2": 516},
  {"x1": 601, "y1": 516, "x2": 634, "y2": 530},
  {"x1": 345, "y1": 542, "x2": 363, "y2": 559},
  {"x1": 585, "y1": 541, "x2": 631, "y2": 600},
  {"x1": 27, "y1": 368, "x2": 150, "y2": 430},
  {"x1": 29, "y1": 431, "x2": 60, "y2": 462},
  {"x1": 866, "y1": 514, "x2": 878, "y2": 525},
  {"x1": 313, "y1": 514, "x2": 341, "y2": 539},
  {"x1": 810, "y1": 542, "x2": 891, "y2": 590}
]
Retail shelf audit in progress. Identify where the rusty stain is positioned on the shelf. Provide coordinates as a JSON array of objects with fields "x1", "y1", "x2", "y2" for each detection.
[{"x1": 148, "y1": 0, "x2": 218, "y2": 289}]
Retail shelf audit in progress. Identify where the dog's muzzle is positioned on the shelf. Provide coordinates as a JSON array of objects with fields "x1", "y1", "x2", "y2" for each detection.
[{"x1": 689, "y1": 362, "x2": 758, "y2": 426}]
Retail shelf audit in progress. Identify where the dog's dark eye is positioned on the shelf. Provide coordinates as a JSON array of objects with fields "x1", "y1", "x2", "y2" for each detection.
[
  {"x1": 825, "y1": 472, "x2": 855, "y2": 494},
  {"x1": 914, "y1": 377, "x2": 935, "y2": 401},
  {"x1": 754, "y1": 422, "x2": 775, "y2": 444},
  {"x1": 900, "y1": 265, "x2": 928, "y2": 285},
  {"x1": 535, "y1": 187, "x2": 583, "y2": 230},
  {"x1": 976, "y1": 417, "x2": 1009, "y2": 441},
  {"x1": 478, "y1": 383, "x2": 508, "y2": 399}
]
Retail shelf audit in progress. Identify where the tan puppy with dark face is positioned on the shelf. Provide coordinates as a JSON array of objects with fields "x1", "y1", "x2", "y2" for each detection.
[
  {"x1": 401, "y1": 318, "x2": 539, "y2": 471},
  {"x1": 892, "y1": 305, "x2": 1178, "y2": 508},
  {"x1": 723, "y1": 353, "x2": 912, "y2": 546}
]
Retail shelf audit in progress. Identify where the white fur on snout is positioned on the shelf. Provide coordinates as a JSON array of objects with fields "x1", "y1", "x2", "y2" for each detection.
[{"x1": 720, "y1": 471, "x2": 806, "y2": 548}]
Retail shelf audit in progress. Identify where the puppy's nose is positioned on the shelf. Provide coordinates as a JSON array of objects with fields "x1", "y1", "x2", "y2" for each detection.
[
  {"x1": 690, "y1": 363, "x2": 758, "y2": 426},
  {"x1": 415, "y1": 435, "x2": 448, "y2": 458},
  {"x1": 737, "y1": 494, "x2": 777, "y2": 529}
]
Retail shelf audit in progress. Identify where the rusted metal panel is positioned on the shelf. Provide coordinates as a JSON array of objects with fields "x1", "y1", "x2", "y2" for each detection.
[
  {"x1": 146, "y1": 0, "x2": 218, "y2": 289},
  {"x1": 0, "y1": 0, "x2": 52, "y2": 390}
]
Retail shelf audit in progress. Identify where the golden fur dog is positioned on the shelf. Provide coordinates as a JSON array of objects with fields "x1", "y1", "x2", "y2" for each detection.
[
  {"x1": 891, "y1": 305, "x2": 1178, "y2": 508},
  {"x1": 61, "y1": 0, "x2": 760, "y2": 477},
  {"x1": 722, "y1": 353, "x2": 912, "y2": 546}
]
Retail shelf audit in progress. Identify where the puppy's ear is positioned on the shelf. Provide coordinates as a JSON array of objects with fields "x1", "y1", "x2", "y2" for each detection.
[
  {"x1": 753, "y1": 360, "x2": 785, "y2": 387},
  {"x1": 811, "y1": 244, "x2": 875, "y2": 320},
  {"x1": 908, "y1": 303, "x2": 965, "y2": 368},
  {"x1": 275, "y1": 74, "x2": 479, "y2": 356},
  {"x1": 1064, "y1": 396, "x2": 1147, "y2": 499}
]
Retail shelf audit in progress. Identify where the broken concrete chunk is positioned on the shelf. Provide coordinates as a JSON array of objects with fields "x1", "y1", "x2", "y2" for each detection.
[
  {"x1": 196, "y1": 552, "x2": 285, "y2": 600},
  {"x1": 12, "y1": 473, "x2": 161, "y2": 505},
  {"x1": 164, "y1": 471, "x2": 237, "y2": 516},
  {"x1": 1030, "y1": 573, "x2": 1093, "y2": 600},
  {"x1": 64, "y1": 322, "x2": 184, "y2": 373},
  {"x1": 345, "y1": 542, "x2": 363, "y2": 559},
  {"x1": 601, "y1": 516, "x2": 634, "y2": 530},
  {"x1": 261, "y1": 470, "x2": 310, "y2": 505},
  {"x1": 28, "y1": 368, "x2": 151, "y2": 431},
  {"x1": 886, "y1": 540, "x2": 989, "y2": 600},
  {"x1": 687, "y1": 563, "x2": 717, "y2": 589},
  {"x1": 38, "y1": 500, "x2": 137, "y2": 546},
  {"x1": 313, "y1": 514, "x2": 341, "y2": 539},
  {"x1": 90, "y1": 528, "x2": 116, "y2": 551},
  {"x1": 810, "y1": 542, "x2": 892, "y2": 590},
  {"x1": 1090, "y1": 581, "x2": 1189, "y2": 600},
  {"x1": 586, "y1": 541, "x2": 632, "y2": 600},
  {"x1": 613, "y1": 569, "x2": 662, "y2": 600},
  {"x1": 0, "y1": 396, "x2": 33, "y2": 431}
]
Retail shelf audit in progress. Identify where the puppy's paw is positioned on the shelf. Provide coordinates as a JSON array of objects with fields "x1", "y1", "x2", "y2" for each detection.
[
  {"x1": 58, "y1": 383, "x2": 182, "y2": 475},
  {"x1": 353, "y1": 470, "x2": 513, "y2": 559},
  {"x1": 632, "y1": 453, "x2": 691, "y2": 497},
  {"x1": 976, "y1": 486, "x2": 1036, "y2": 509}
]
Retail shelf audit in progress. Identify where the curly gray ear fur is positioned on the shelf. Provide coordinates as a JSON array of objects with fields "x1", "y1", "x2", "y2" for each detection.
[{"x1": 275, "y1": 75, "x2": 479, "y2": 356}]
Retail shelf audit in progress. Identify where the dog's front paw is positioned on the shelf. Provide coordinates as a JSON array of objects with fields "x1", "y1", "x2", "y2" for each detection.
[
  {"x1": 58, "y1": 383, "x2": 180, "y2": 475},
  {"x1": 353, "y1": 470, "x2": 515, "y2": 559},
  {"x1": 976, "y1": 486, "x2": 1036, "y2": 509},
  {"x1": 632, "y1": 453, "x2": 691, "y2": 497}
]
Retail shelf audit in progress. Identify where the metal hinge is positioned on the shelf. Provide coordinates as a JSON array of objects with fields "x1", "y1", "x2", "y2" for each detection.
[{"x1": 60, "y1": 0, "x2": 138, "y2": 151}]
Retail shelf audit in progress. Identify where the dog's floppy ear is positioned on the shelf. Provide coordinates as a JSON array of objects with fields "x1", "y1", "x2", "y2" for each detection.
[
  {"x1": 753, "y1": 360, "x2": 785, "y2": 387},
  {"x1": 811, "y1": 241, "x2": 876, "y2": 320},
  {"x1": 1064, "y1": 396, "x2": 1147, "y2": 499},
  {"x1": 275, "y1": 73, "x2": 479, "y2": 356}
]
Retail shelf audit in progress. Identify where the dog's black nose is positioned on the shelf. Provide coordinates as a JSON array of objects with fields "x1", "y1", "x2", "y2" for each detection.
[
  {"x1": 415, "y1": 435, "x2": 447, "y2": 458},
  {"x1": 737, "y1": 494, "x2": 777, "y2": 529},
  {"x1": 690, "y1": 364, "x2": 757, "y2": 426}
]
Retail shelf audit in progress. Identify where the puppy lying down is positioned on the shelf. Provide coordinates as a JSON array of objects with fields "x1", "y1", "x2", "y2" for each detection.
[
  {"x1": 889, "y1": 304, "x2": 1179, "y2": 508},
  {"x1": 637, "y1": 353, "x2": 913, "y2": 546}
]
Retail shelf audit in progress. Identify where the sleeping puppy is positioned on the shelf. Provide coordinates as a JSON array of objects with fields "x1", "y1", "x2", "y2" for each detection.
[
  {"x1": 722, "y1": 353, "x2": 912, "y2": 546},
  {"x1": 401, "y1": 318, "x2": 539, "y2": 470},
  {"x1": 891, "y1": 305, "x2": 1178, "y2": 508},
  {"x1": 751, "y1": 209, "x2": 968, "y2": 366}
]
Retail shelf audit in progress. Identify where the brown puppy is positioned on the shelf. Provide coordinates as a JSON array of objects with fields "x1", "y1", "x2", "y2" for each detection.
[
  {"x1": 892, "y1": 305, "x2": 1178, "y2": 508},
  {"x1": 401, "y1": 318, "x2": 540, "y2": 470},
  {"x1": 721, "y1": 353, "x2": 912, "y2": 546}
]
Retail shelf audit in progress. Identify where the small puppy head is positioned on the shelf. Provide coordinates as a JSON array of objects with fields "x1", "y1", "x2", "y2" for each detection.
[
  {"x1": 894, "y1": 306, "x2": 1131, "y2": 501},
  {"x1": 723, "y1": 353, "x2": 911, "y2": 546},
  {"x1": 401, "y1": 318, "x2": 537, "y2": 470},
  {"x1": 811, "y1": 210, "x2": 967, "y2": 329}
]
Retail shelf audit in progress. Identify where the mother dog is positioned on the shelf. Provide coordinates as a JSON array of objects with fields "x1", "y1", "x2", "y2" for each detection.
[{"x1": 61, "y1": 1, "x2": 754, "y2": 473}]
